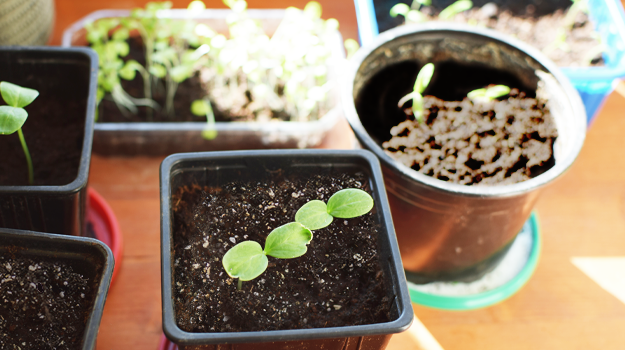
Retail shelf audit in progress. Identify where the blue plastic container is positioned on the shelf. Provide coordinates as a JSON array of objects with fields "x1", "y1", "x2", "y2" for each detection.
[{"x1": 353, "y1": 0, "x2": 625, "y2": 125}]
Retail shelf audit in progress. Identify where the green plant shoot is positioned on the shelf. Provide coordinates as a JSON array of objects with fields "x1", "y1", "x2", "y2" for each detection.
[
  {"x1": 222, "y1": 188, "x2": 374, "y2": 290},
  {"x1": 467, "y1": 85, "x2": 511, "y2": 102},
  {"x1": 0, "y1": 82, "x2": 39, "y2": 185},
  {"x1": 191, "y1": 99, "x2": 217, "y2": 140},
  {"x1": 438, "y1": 0, "x2": 473, "y2": 20},
  {"x1": 398, "y1": 63, "x2": 434, "y2": 123}
]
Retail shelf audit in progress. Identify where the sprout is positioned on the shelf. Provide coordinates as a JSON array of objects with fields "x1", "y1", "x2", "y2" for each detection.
[
  {"x1": 344, "y1": 38, "x2": 360, "y2": 59},
  {"x1": 0, "y1": 82, "x2": 39, "y2": 185},
  {"x1": 467, "y1": 85, "x2": 511, "y2": 102},
  {"x1": 438, "y1": 0, "x2": 473, "y2": 20},
  {"x1": 222, "y1": 188, "x2": 374, "y2": 290},
  {"x1": 190, "y1": 99, "x2": 217, "y2": 140},
  {"x1": 397, "y1": 63, "x2": 434, "y2": 122}
]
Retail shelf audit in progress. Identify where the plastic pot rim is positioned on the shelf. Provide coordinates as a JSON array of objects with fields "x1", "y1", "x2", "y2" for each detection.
[
  {"x1": 0, "y1": 46, "x2": 97, "y2": 193},
  {"x1": 342, "y1": 22, "x2": 587, "y2": 199},
  {"x1": 159, "y1": 149, "x2": 414, "y2": 346}
]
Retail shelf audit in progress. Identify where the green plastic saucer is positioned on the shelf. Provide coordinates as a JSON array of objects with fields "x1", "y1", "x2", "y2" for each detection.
[{"x1": 407, "y1": 213, "x2": 541, "y2": 310}]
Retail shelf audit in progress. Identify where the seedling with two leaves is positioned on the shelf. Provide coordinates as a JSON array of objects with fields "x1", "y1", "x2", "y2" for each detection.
[
  {"x1": 222, "y1": 188, "x2": 374, "y2": 290},
  {"x1": 398, "y1": 63, "x2": 511, "y2": 121},
  {"x1": 0, "y1": 82, "x2": 39, "y2": 185}
]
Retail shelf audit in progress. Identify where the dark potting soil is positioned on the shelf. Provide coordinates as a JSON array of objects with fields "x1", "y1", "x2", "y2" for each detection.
[
  {"x1": 383, "y1": 89, "x2": 558, "y2": 185},
  {"x1": 0, "y1": 257, "x2": 93, "y2": 350},
  {"x1": 171, "y1": 173, "x2": 392, "y2": 333},
  {"x1": 0, "y1": 97, "x2": 85, "y2": 186}
]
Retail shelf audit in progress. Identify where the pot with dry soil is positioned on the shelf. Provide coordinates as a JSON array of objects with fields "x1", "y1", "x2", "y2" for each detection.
[
  {"x1": 0, "y1": 47, "x2": 97, "y2": 236},
  {"x1": 160, "y1": 150, "x2": 413, "y2": 350},
  {"x1": 0, "y1": 227, "x2": 114, "y2": 349},
  {"x1": 342, "y1": 23, "x2": 586, "y2": 283}
]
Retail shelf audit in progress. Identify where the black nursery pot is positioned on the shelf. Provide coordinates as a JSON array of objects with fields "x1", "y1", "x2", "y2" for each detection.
[
  {"x1": 342, "y1": 24, "x2": 586, "y2": 283},
  {"x1": 0, "y1": 228, "x2": 114, "y2": 350},
  {"x1": 160, "y1": 150, "x2": 413, "y2": 350},
  {"x1": 0, "y1": 47, "x2": 97, "y2": 236}
]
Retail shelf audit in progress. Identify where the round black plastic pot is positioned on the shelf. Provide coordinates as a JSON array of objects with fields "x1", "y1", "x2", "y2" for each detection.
[
  {"x1": 0, "y1": 227, "x2": 114, "y2": 350},
  {"x1": 0, "y1": 47, "x2": 97, "y2": 236},
  {"x1": 342, "y1": 23, "x2": 586, "y2": 283},
  {"x1": 160, "y1": 149, "x2": 413, "y2": 350}
]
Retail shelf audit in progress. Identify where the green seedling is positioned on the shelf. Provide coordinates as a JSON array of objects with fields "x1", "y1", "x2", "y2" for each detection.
[
  {"x1": 438, "y1": 0, "x2": 473, "y2": 20},
  {"x1": 390, "y1": 0, "x2": 431, "y2": 24},
  {"x1": 222, "y1": 188, "x2": 374, "y2": 290},
  {"x1": 397, "y1": 63, "x2": 434, "y2": 122},
  {"x1": 190, "y1": 99, "x2": 217, "y2": 139},
  {"x1": 344, "y1": 38, "x2": 360, "y2": 59},
  {"x1": 0, "y1": 82, "x2": 39, "y2": 185},
  {"x1": 467, "y1": 85, "x2": 511, "y2": 102}
]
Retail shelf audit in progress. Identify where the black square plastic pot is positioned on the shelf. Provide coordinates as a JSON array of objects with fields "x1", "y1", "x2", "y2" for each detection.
[
  {"x1": 0, "y1": 227, "x2": 114, "y2": 350},
  {"x1": 160, "y1": 150, "x2": 413, "y2": 350},
  {"x1": 0, "y1": 47, "x2": 98, "y2": 236}
]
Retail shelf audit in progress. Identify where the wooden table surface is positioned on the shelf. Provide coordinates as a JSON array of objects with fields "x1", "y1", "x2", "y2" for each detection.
[{"x1": 50, "y1": 1, "x2": 625, "y2": 349}]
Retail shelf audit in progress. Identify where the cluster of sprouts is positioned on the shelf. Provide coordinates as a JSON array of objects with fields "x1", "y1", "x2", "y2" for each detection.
[{"x1": 85, "y1": 0, "x2": 348, "y2": 136}]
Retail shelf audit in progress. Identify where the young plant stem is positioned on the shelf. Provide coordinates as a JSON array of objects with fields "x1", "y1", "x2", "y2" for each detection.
[
  {"x1": 17, "y1": 128, "x2": 33, "y2": 185},
  {"x1": 237, "y1": 279, "x2": 242, "y2": 291}
]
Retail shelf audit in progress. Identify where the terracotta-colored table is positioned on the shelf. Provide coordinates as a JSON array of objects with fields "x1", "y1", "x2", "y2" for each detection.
[{"x1": 51, "y1": 1, "x2": 625, "y2": 349}]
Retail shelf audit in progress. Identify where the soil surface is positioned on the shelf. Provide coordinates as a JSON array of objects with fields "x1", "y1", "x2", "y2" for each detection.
[
  {"x1": 0, "y1": 97, "x2": 85, "y2": 186},
  {"x1": 171, "y1": 173, "x2": 393, "y2": 333},
  {"x1": 445, "y1": 5, "x2": 604, "y2": 67},
  {"x1": 383, "y1": 89, "x2": 558, "y2": 185},
  {"x1": 390, "y1": 2, "x2": 604, "y2": 67},
  {"x1": 0, "y1": 257, "x2": 93, "y2": 350}
]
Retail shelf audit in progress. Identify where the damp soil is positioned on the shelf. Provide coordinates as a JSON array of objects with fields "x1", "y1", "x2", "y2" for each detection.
[
  {"x1": 378, "y1": 1, "x2": 604, "y2": 67},
  {"x1": 0, "y1": 97, "x2": 85, "y2": 187},
  {"x1": 171, "y1": 173, "x2": 393, "y2": 333},
  {"x1": 0, "y1": 257, "x2": 94, "y2": 350}
]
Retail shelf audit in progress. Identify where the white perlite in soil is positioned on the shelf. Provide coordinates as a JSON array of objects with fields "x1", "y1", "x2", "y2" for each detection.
[{"x1": 409, "y1": 220, "x2": 534, "y2": 296}]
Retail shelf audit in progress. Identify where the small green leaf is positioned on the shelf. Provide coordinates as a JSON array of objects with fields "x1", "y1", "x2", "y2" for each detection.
[
  {"x1": 296, "y1": 200, "x2": 333, "y2": 230},
  {"x1": 390, "y1": 3, "x2": 410, "y2": 17},
  {"x1": 201, "y1": 128, "x2": 217, "y2": 140},
  {"x1": 439, "y1": 0, "x2": 473, "y2": 20},
  {"x1": 344, "y1": 39, "x2": 360, "y2": 59},
  {"x1": 485, "y1": 85, "x2": 511, "y2": 100},
  {"x1": 222, "y1": 241, "x2": 268, "y2": 281},
  {"x1": 467, "y1": 88, "x2": 486, "y2": 100},
  {"x1": 406, "y1": 10, "x2": 427, "y2": 23},
  {"x1": 191, "y1": 99, "x2": 209, "y2": 116},
  {"x1": 0, "y1": 82, "x2": 39, "y2": 108},
  {"x1": 112, "y1": 28, "x2": 130, "y2": 41},
  {"x1": 0, "y1": 106, "x2": 27, "y2": 134},
  {"x1": 119, "y1": 60, "x2": 144, "y2": 80},
  {"x1": 187, "y1": 0, "x2": 206, "y2": 12},
  {"x1": 326, "y1": 189, "x2": 374, "y2": 219},
  {"x1": 414, "y1": 63, "x2": 434, "y2": 94},
  {"x1": 264, "y1": 222, "x2": 313, "y2": 259},
  {"x1": 170, "y1": 65, "x2": 192, "y2": 83},
  {"x1": 149, "y1": 64, "x2": 167, "y2": 78},
  {"x1": 304, "y1": 1, "x2": 322, "y2": 19},
  {"x1": 468, "y1": 85, "x2": 510, "y2": 102}
]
